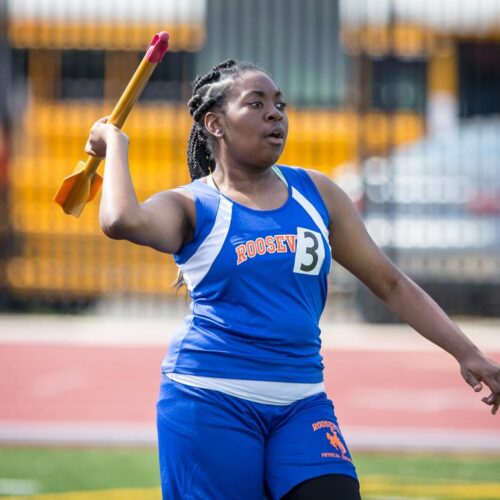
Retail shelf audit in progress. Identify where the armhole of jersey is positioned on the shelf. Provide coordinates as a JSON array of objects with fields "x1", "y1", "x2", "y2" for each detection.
[
  {"x1": 278, "y1": 166, "x2": 331, "y2": 233},
  {"x1": 299, "y1": 168, "x2": 332, "y2": 234},
  {"x1": 174, "y1": 182, "x2": 219, "y2": 264}
]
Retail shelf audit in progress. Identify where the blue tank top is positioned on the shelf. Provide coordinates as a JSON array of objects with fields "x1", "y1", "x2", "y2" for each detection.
[{"x1": 162, "y1": 166, "x2": 331, "y2": 383}]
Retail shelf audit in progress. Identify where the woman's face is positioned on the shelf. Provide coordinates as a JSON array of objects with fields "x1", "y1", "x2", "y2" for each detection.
[{"x1": 209, "y1": 70, "x2": 289, "y2": 170}]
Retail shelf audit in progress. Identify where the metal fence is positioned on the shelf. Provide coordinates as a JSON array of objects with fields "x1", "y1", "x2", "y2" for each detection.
[{"x1": 1, "y1": 0, "x2": 499, "y2": 319}]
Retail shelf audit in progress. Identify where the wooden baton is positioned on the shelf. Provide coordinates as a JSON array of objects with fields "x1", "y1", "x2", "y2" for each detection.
[{"x1": 53, "y1": 31, "x2": 169, "y2": 217}]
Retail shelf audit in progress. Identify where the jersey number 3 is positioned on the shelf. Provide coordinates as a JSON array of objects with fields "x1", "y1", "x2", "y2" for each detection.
[{"x1": 293, "y1": 227, "x2": 325, "y2": 275}]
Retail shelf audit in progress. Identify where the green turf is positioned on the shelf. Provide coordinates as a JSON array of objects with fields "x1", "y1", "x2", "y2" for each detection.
[
  {"x1": 0, "y1": 447, "x2": 499, "y2": 497},
  {"x1": 353, "y1": 451, "x2": 500, "y2": 483},
  {"x1": 0, "y1": 447, "x2": 159, "y2": 496}
]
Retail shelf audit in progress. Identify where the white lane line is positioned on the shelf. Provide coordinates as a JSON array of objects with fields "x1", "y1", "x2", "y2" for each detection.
[
  {"x1": 0, "y1": 422, "x2": 498, "y2": 452},
  {"x1": 342, "y1": 426, "x2": 500, "y2": 453},
  {"x1": 0, "y1": 421, "x2": 157, "y2": 446},
  {"x1": 0, "y1": 479, "x2": 40, "y2": 495}
]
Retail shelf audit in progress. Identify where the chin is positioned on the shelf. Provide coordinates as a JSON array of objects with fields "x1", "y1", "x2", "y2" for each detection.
[
  {"x1": 260, "y1": 149, "x2": 284, "y2": 167},
  {"x1": 269, "y1": 151, "x2": 284, "y2": 166},
  {"x1": 256, "y1": 157, "x2": 281, "y2": 170},
  {"x1": 238, "y1": 145, "x2": 284, "y2": 169}
]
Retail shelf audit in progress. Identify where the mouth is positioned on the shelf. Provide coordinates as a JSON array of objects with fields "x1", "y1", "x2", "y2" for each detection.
[{"x1": 265, "y1": 127, "x2": 285, "y2": 146}]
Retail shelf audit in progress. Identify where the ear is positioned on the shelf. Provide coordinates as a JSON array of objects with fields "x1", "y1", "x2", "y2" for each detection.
[{"x1": 204, "y1": 111, "x2": 224, "y2": 139}]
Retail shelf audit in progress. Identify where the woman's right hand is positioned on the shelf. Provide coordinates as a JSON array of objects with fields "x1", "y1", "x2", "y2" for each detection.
[{"x1": 85, "y1": 117, "x2": 128, "y2": 158}]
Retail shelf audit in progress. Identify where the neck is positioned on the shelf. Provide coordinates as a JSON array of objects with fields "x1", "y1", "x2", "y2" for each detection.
[
  {"x1": 209, "y1": 160, "x2": 288, "y2": 211},
  {"x1": 211, "y1": 160, "x2": 276, "y2": 195}
]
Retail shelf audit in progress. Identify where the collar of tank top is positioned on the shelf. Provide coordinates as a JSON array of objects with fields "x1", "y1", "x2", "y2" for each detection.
[{"x1": 208, "y1": 165, "x2": 288, "y2": 191}]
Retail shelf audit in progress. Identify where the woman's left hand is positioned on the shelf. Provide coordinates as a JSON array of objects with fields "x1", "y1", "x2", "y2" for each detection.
[{"x1": 460, "y1": 352, "x2": 500, "y2": 415}]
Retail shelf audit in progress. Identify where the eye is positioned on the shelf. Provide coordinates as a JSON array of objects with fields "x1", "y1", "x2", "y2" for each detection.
[
  {"x1": 276, "y1": 102, "x2": 287, "y2": 111},
  {"x1": 248, "y1": 101, "x2": 263, "y2": 108}
]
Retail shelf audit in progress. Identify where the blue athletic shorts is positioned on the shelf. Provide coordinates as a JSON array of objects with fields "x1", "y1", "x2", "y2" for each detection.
[{"x1": 156, "y1": 376, "x2": 358, "y2": 499}]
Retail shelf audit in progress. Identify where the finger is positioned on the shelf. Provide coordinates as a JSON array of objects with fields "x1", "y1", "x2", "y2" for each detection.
[
  {"x1": 96, "y1": 116, "x2": 109, "y2": 124},
  {"x1": 481, "y1": 390, "x2": 500, "y2": 415},
  {"x1": 482, "y1": 394, "x2": 495, "y2": 405},
  {"x1": 482, "y1": 374, "x2": 500, "y2": 410},
  {"x1": 85, "y1": 147, "x2": 99, "y2": 158},
  {"x1": 483, "y1": 373, "x2": 500, "y2": 395},
  {"x1": 461, "y1": 369, "x2": 483, "y2": 392}
]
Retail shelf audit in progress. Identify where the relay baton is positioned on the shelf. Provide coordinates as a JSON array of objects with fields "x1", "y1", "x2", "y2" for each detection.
[{"x1": 54, "y1": 31, "x2": 169, "y2": 217}]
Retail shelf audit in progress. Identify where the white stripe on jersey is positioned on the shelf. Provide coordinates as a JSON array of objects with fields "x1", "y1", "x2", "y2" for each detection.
[
  {"x1": 168, "y1": 373, "x2": 325, "y2": 405},
  {"x1": 180, "y1": 196, "x2": 233, "y2": 291},
  {"x1": 291, "y1": 187, "x2": 330, "y2": 244}
]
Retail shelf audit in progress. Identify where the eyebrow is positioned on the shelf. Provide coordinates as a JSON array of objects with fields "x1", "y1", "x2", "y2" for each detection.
[{"x1": 244, "y1": 89, "x2": 284, "y2": 99}]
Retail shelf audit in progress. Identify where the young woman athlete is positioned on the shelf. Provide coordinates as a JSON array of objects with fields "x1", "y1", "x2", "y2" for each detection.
[{"x1": 86, "y1": 60, "x2": 500, "y2": 500}]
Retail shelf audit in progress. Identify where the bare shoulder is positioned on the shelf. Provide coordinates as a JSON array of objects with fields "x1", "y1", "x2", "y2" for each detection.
[
  {"x1": 303, "y1": 168, "x2": 349, "y2": 218},
  {"x1": 142, "y1": 186, "x2": 195, "y2": 219},
  {"x1": 144, "y1": 186, "x2": 194, "y2": 204},
  {"x1": 303, "y1": 168, "x2": 334, "y2": 191}
]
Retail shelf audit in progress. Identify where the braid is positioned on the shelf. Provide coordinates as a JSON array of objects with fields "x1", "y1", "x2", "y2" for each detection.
[
  {"x1": 187, "y1": 95, "x2": 202, "y2": 116},
  {"x1": 186, "y1": 59, "x2": 260, "y2": 182},
  {"x1": 187, "y1": 123, "x2": 214, "y2": 180},
  {"x1": 193, "y1": 97, "x2": 218, "y2": 122},
  {"x1": 187, "y1": 97, "x2": 219, "y2": 179},
  {"x1": 192, "y1": 70, "x2": 221, "y2": 95},
  {"x1": 192, "y1": 59, "x2": 236, "y2": 93},
  {"x1": 214, "y1": 59, "x2": 237, "y2": 70}
]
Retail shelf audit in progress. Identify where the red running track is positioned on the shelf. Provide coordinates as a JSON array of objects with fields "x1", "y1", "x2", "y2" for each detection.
[{"x1": 1, "y1": 343, "x2": 499, "y2": 450}]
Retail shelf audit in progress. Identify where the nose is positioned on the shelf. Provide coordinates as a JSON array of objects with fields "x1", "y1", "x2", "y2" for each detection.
[{"x1": 265, "y1": 106, "x2": 283, "y2": 121}]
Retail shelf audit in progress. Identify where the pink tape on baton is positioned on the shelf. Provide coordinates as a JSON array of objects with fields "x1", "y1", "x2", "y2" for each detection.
[{"x1": 145, "y1": 32, "x2": 169, "y2": 63}]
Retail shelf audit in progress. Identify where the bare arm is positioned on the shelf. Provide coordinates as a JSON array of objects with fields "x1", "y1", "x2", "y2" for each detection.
[
  {"x1": 308, "y1": 169, "x2": 500, "y2": 415},
  {"x1": 85, "y1": 118, "x2": 194, "y2": 254}
]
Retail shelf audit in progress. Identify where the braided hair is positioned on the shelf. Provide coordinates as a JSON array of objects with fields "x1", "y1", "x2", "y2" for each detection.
[{"x1": 186, "y1": 59, "x2": 261, "y2": 180}]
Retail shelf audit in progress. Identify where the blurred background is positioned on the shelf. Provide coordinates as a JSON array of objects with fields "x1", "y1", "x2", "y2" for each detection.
[{"x1": 1, "y1": 0, "x2": 499, "y2": 320}]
